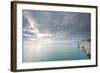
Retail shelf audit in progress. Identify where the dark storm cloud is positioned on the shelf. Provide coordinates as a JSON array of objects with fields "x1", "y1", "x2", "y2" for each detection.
[{"x1": 23, "y1": 10, "x2": 91, "y2": 41}]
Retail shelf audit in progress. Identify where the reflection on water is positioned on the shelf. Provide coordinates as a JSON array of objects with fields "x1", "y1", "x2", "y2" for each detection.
[{"x1": 22, "y1": 39, "x2": 90, "y2": 63}]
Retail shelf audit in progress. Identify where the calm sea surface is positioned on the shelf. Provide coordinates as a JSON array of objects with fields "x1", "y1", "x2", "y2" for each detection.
[{"x1": 22, "y1": 40, "x2": 90, "y2": 63}]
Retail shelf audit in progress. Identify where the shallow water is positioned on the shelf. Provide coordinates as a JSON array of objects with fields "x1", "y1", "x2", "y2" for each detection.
[{"x1": 22, "y1": 39, "x2": 90, "y2": 63}]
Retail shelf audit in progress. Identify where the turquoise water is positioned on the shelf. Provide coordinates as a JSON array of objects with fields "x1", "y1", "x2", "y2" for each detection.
[
  {"x1": 46, "y1": 43, "x2": 90, "y2": 61},
  {"x1": 40, "y1": 43, "x2": 90, "y2": 61},
  {"x1": 22, "y1": 40, "x2": 90, "y2": 62}
]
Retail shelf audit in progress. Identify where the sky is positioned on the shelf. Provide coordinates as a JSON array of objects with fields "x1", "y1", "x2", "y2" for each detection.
[{"x1": 22, "y1": 10, "x2": 91, "y2": 42}]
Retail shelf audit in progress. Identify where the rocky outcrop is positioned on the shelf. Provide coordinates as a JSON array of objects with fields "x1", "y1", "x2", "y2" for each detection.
[{"x1": 78, "y1": 39, "x2": 91, "y2": 56}]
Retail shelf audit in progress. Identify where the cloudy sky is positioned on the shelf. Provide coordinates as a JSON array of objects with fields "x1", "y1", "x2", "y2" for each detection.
[{"x1": 22, "y1": 10, "x2": 91, "y2": 42}]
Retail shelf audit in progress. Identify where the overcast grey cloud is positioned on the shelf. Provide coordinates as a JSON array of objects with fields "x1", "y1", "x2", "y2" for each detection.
[{"x1": 22, "y1": 10, "x2": 91, "y2": 42}]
